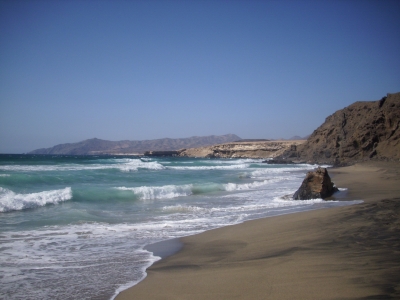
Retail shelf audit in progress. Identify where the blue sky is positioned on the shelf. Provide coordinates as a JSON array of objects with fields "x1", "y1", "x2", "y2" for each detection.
[{"x1": 1, "y1": 0, "x2": 399, "y2": 153}]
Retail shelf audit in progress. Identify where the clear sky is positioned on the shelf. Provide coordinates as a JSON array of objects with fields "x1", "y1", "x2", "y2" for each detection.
[{"x1": 1, "y1": 0, "x2": 399, "y2": 153}]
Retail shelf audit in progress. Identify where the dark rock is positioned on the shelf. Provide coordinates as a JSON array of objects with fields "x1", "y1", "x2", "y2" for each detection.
[
  {"x1": 293, "y1": 167, "x2": 339, "y2": 200},
  {"x1": 378, "y1": 96, "x2": 387, "y2": 108},
  {"x1": 144, "y1": 150, "x2": 181, "y2": 157},
  {"x1": 262, "y1": 159, "x2": 295, "y2": 164},
  {"x1": 369, "y1": 149, "x2": 377, "y2": 158}
]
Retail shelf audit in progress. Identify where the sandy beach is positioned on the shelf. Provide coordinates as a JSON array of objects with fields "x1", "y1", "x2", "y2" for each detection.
[{"x1": 116, "y1": 161, "x2": 400, "y2": 300}]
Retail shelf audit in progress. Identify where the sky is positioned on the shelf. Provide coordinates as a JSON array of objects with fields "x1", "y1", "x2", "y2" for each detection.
[{"x1": 1, "y1": 0, "x2": 399, "y2": 153}]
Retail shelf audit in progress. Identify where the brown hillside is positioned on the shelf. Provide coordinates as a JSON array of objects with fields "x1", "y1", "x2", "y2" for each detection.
[{"x1": 285, "y1": 92, "x2": 400, "y2": 165}]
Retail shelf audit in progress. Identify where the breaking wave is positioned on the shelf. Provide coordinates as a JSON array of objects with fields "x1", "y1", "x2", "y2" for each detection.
[
  {"x1": 167, "y1": 164, "x2": 249, "y2": 171},
  {"x1": 0, "y1": 187, "x2": 72, "y2": 212},
  {"x1": 117, "y1": 159, "x2": 164, "y2": 172},
  {"x1": 116, "y1": 179, "x2": 277, "y2": 200},
  {"x1": 0, "y1": 159, "x2": 164, "y2": 172},
  {"x1": 223, "y1": 179, "x2": 276, "y2": 191},
  {"x1": 116, "y1": 185, "x2": 193, "y2": 200}
]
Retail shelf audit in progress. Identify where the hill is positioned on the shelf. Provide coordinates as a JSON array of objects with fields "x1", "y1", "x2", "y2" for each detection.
[
  {"x1": 29, "y1": 134, "x2": 241, "y2": 155},
  {"x1": 281, "y1": 92, "x2": 400, "y2": 165}
]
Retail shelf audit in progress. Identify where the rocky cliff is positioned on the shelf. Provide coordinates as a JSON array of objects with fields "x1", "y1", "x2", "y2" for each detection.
[
  {"x1": 178, "y1": 140, "x2": 305, "y2": 159},
  {"x1": 29, "y1": 134, "x2": 241, "y2": 155},
  {"x1": 282, "y1": 92, "x2": 400, "y2": 165}
]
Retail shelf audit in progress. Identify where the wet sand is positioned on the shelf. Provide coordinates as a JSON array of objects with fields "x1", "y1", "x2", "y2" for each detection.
[{"x1": 116, "y1": 161, "x2": 400, "y2": 300}]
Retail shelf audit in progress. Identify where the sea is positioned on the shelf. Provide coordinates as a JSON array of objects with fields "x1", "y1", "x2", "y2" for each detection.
[{"x1": 0, "y1": 154, "x2": 360, "y2": 299}]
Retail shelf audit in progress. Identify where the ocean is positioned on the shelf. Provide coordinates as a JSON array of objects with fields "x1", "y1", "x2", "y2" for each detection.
[{"x1": 0, "y1": 155, "x2": 360, "y2": 299}]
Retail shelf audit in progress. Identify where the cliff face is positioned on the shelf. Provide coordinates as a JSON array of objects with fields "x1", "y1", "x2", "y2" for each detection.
[
  {"x1": 286, "y1": 92, "x2": 400, "y2": 165},
  {"x1": 179, "y1": 140, "x2": 305, "y2": 159}
]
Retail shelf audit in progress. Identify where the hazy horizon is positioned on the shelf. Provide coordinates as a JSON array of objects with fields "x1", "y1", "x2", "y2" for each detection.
[{"x1": 1, "y1": 0, "x2": 399, "y2": 153}]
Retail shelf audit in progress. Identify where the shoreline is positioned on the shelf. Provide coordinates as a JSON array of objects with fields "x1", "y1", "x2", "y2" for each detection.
[
  {"x1": 144, "y1": 238, "x2": 184, "y2": 260},
  {"x1": 116, "y1": 161, "x2": 400, "y2": 300}
]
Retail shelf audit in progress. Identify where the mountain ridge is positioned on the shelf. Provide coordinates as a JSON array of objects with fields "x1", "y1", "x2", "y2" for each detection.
[{"x1": 28, "y1": 134, "x2": 242, "y2": 155}]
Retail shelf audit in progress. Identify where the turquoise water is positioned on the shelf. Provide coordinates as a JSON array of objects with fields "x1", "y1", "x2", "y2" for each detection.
[{"x1": 0, "y1": 155, "x2": 359, "y2": 299}]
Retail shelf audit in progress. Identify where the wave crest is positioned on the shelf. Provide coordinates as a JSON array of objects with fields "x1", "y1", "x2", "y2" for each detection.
[
  {"x1": 223, "y1": 180, "x2": 272, "y2": 191},
  {"x1": 167, "y1": 164, "x2": 249, "y2": 171},
  {"x1": 0, "y1": 187, "x2": 72, "y2": 212},
  {"x1": 116, "y1": 185, "x2": 193, "y2": 200},
  {"x1": 0, "y1": 159, "x2": 164, "y2": 172},
  {"x1": 116, "y1": 178, "x2": 277, "y2": 201},
  {"x1": 118, "y1": 160, "x2": 165, "y2": 172}
]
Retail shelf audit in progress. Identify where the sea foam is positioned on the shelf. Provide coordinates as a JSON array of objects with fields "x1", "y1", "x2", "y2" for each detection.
[
  {"x1": 0, "y1": 159, "x2": 164, "y2": 173},
  {"x1": 116, "y1": 185, "x2": 193, "y2": 200},
  {"x1": 116, "y1": 178, "x2": 279, "y2": 201},
  {"x1": 0, "y1": 187, "x2": 72, "y2": 212},
  {"x1": 167, "y1": 164, "x2": 249, "y2": 171},
  {"x1": 117, "y1": 159, "x2": 165, "y2": 172}
]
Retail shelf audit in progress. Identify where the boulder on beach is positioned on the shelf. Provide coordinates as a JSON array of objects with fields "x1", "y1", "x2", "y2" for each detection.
[{"x1": 293, "y1": 167, "x2": 338, "y2": 200}]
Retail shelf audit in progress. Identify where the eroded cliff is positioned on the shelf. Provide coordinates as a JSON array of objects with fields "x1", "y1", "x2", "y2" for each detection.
[
  {"x1": 178, "y1": 140, "x2": 305, "y2": 159},
  {"x1": 282, "y1": 92, "x2": 400, "y2": 165}
]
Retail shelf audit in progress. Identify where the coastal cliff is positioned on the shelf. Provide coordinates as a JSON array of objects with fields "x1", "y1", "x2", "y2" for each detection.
[
  {"x1": 178, "y1": 140, "x2": 305, "y2": 159},
  {"x1": 176, "y1": 92, "x2": 400, "y2": 163},
  {"x1": 280, "y1": 92, "x2": 400, "y2": 165}
]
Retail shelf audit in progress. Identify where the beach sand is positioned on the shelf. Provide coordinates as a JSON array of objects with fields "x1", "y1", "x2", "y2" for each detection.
[{"x1": 116, "y1": 161, "x2": 400, "y2": 300}]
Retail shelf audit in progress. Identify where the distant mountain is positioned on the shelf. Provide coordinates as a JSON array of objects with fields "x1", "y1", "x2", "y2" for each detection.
[
  {"x1": 28, "y1": 134, "x2": 242, "y2": 155},
  {"x1": 234, "y1": 139, "x2": 270, "y2": 142},
  {"x1": 288, "y1": 135, "x2": 308, "y2": 140}
]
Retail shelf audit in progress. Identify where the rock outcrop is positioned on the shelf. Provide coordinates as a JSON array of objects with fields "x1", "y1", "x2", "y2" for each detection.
[
  {"x1": 281, "y1": 92, "x2": 400, "y2": 165},
  {"x1": 178, "y1": 140, "x2": 305, "y2": 159},
  {"x1": 293, "y1": 167, "x2": 338, "y2": 200},
  {"x1": 143, "y1": 150, "x2": 182, "y2": 157}
]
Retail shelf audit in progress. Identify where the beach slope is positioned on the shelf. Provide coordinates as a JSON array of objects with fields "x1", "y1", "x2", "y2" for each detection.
[{"x1": 117, "y1": 161, "x2": 400, "y2": 300}]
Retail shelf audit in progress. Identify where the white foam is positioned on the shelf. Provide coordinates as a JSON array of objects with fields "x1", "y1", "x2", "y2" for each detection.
[
  {"x1": 0, "y1": 159, "x2": 165, "y2": 173},
  {"x1": 162, "y1": 205, "x2": 208, "y2": 213},
  {"x1": 0, "y1": 174, "x2": 10, "y2": 177},
  {"x1": 202, "y1": 158, "x2": 263, "y2": 164},
  {"x1": 0, "y1": 187, "x2": 72, "y2": 212},
  {"x1": 250, "y1": 165, "x2": 316, "y2": 177},
  {"x1": 117, "y1": 159, "x2": 165, "y2": 172},
  {"x1": 116, "y1": 184, "x2": 193, "y2": 200},
  {"x1": 223, "y1": 180, "x2": 272, "y2": 191},
  {"x1": 110, "y1": 255, "x2": 160, "y2": 300},
  {"x1": 116, "y1": 179, "x2": 278, "y2": 200},
  {"x1": 116, "y1": 176, "x2": 289, "y2": 200},
  {"x1": 167, "y1": 164, "x2": 249, "y2": 170},
  {"x1": 140, "y1": 157, "x2": 153, "y2": 162},
  {"x1": 0, "y1": 164, "x2": 107, "y2": 172}
]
